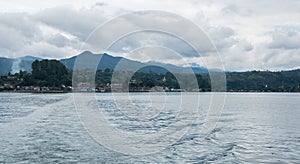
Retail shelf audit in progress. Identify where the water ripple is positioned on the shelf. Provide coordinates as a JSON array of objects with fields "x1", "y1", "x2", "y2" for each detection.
[{"x1": 0, "y1": 93, "x2": 299, "y2": 163}]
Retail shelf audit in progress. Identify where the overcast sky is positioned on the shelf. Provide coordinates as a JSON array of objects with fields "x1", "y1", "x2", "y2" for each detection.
[{"x1": 0, "y1": 0, "x2": 300, "y2": 71}]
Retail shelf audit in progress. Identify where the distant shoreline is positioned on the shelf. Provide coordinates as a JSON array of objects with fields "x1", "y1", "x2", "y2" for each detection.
[
  {"x1": 0, "y1": 90, "x2": 69, "y2": 94},
  {"x1": 0, "y1": 90, "x2": 299, "y2": 93}
]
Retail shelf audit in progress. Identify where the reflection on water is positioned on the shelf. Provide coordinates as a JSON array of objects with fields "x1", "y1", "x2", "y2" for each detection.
[{"x1": 0, "y1": 93, "x2": 299, "y2": 163}]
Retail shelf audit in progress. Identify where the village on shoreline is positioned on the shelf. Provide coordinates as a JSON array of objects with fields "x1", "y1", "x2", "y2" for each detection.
[{"x1": 1, "y1": 59, "x2": 299, "y2": 93}]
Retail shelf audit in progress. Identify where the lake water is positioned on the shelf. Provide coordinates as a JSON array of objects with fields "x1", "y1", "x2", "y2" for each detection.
[{"x1": 0, "y1": 93, "x2": 299, "y2": 163}]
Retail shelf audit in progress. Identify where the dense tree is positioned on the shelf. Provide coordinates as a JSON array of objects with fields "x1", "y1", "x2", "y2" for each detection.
[
  {"x1": 226, "y1": 70, "x2": 300, "y2": 92},
  {"x1": 30, "y1": 59, "x2": 71, "y2": 87},
  {"x1": 94, "y1": 70, "x2": 211, "y2": 91},
  {"x1": 1, "y1": 60, "x2": 299, "y2": 92}
]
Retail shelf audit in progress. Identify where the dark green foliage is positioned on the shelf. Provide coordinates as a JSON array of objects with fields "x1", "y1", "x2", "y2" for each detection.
[
  {"x1": 93, "y1": 69, "x2": 300, "y2": 92},
  {"x1": 226, "y1": 69, "x2": 300, "y2": 92},
  {"x1": 1, "y1": 58, "x2": 299, "y2": 92},
  {"x1": 95, "y1": 69, "x2": 211, "y2": 90},
  {"x1": 29, "y1": 60, "x2": 71, "y2": 87}
]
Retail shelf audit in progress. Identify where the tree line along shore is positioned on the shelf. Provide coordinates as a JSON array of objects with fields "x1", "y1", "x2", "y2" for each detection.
[{"x1": 0, "y1": 59, "x2": 299, "y2": 92}]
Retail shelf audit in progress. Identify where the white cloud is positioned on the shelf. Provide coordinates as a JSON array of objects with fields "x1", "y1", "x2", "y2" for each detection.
[
  {"x1": 108, "y1": 31, "x2": 199, "y2": 58},
  {"x1": 0, "y1": 12, "x2": 41, "y2": 57},
  {"x1": 0, "y1": 0, "x2": 299, "y2": 71},
  {"x1": 269, "y1": 28, "x2": 300, "y2": 49},
  {"x1": 34, "y1": 5, "x2": 108, "y2": 41}
]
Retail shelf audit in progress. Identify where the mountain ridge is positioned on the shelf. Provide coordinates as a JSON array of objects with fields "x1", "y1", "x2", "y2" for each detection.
[{"x1": 0, "y1": 51, "x2": 208, "y2": 75}]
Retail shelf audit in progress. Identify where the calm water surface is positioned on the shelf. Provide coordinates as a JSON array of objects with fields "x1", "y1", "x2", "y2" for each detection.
[{"x1": 0, "y1": 93, "x2": 299, "y2": 163}]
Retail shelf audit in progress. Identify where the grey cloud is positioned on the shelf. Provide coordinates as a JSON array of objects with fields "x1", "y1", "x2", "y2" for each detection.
[
  {"x1": 269, "y1": 28, "x2": 300, "y2": 49},
  {"x1": 0, "y1": 13, "x2": 41, "y2": 56},
  {"x1": 0, "y1": 1, "x2": 299, "y2": 71},
  {"x1": 262, "y1": 49, "x2": 300, "y2": 70},
  {"x1": 0, "y1": 10, "x2": 82, "y2": 58},
  {"x1": 221, "y1": 5, "x2": 239, "y2": 15},
  {"x1": 239, "y1": 40, "x2": 254, "y2": 52},
  {"x1": 34, "y1": 6, "x2": 107, "y2": 41},
  {"x1": 47, "y1": 33, "x2": 80, "y2": 48},
  {"x1": 0, "y1": 5, "x2": 254, "y2": 68},
  {"x1": 221, "y1": 4, "x2": 253, "y2": 17},
  {"x1": 207, "y1": 26, "x2": 236, "y2": 50},
  {"x1": 221, "y1": 0, "x2": 300, "y2": 17},
  {"x1": 92, "y1": 11, "x2": 238, "y2": 59},
  {"x1": 86, "y1": 11, "x2": 217, "y2": 55},
  {"x1": 47, "y1": 34, "x2": 69, "y2": 47},
  {"x1": 108, "y1": 31, "x2": 199, "y2": 58},
  {"x1": 20, "y1": 42, "x2": 78, "y2": 59},
  {"x1": 0, "y1": 12, "x2": 41, "y2": 38},
  {"x1": 0, "y1": 8, "x2": 87, "y2": 58},
  {"x1": 126, "y1": 46, "x2": 183, "y2": 62},
  {"x1": 193, "y1": 11, "x2": 240, "y2": 51},
  {"x1": 0, "y1": 25, "x2": 25, "y2": 52}
]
